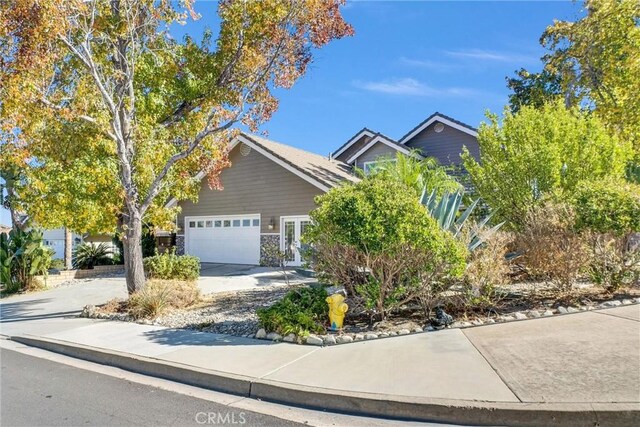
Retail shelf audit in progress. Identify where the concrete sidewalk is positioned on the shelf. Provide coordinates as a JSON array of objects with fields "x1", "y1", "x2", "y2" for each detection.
[{"x1": 1, "y1": 284, "x2": 639, "y2": 425}]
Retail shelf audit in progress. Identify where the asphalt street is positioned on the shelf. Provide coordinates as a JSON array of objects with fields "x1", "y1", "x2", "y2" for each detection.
[{"x1": 0, "y1": 348, "x2": 302, "y2": 427}]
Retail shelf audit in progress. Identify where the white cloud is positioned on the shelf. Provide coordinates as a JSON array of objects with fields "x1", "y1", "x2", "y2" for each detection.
[
  {"x1": 399, "y1": 57, "x2": 457, "y2": 72},
  {"x1": 444, "y1": 49, "x2": 537, "y2": 64},
  {"x1": 353, "y1": 78, "x2": 479, "y2": 97}
]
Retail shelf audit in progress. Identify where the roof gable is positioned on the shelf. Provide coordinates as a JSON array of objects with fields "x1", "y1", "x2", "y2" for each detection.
[
  {"x1": 332, "y1": 128, "x2": 376, "y2": 159},
  {"x1": 399, "y1": 112, "x2": 478, "y2": 145},
  {"x1": 346, "y1": 133, "x2": 418, "y2": 164}
]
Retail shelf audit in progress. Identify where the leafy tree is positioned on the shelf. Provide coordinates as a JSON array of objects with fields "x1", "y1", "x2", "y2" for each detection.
[
  {"x1": 1, "y1": 0, "x2": 353, "y2": 293},
  {"x1": 506, "y1": 68, "x2": 578, "y2": 112},
  {"x1": 462, "y1": 102, "x2": 632, "y2": 229},
  {"x1": 507, "y1": 0, "x2": 640, "y2": 157},
  {"x1": 573, "y1": 179, "x2": 640, "y2": 235}
]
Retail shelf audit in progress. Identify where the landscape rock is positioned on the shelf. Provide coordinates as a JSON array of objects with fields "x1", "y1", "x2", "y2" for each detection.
[
  {"x1": 500, "y1": 316, "x2": 515, "y2": 322},
  {"x1": 336, "y1": 335, "x2": 353, "y2": 344},
  {"x1": 322, "y1": 334, "x2": 337, "y2": 345},
  {"x1": 528, "y1": 310, "x2": 541, "y2": 318},
  {"x1": 557, "y1": 306, "x2": 568, "y2": 314},
  {"x1": 514, "y1": 312, "x2": 528, "y2": 320},
  {"x1": 397, "y1": 329, "x2": 411, "y2": 335},
  {"x1": 471, "y1": 319, "x2": 483, "y2": 326},
  {"x1": 485, "y1": 319, "x2": 495, "y2": 324},
  {"x1": 542, "y1": 310, "x2": 554, "y2": 317},
  {"x1": 354, "y1": 334, "x2": 364, "y2": 341},
  {"x1": 283, "y1": 333, "x2": 296, "y2": 343},
  {"x1": 266, "y1": 332, "x2": 282, "y2": 341},
  {"x1": 364, "y1": 333, "x2": 378, "y2": 340},
  {"x1": 255, "y1": 328, "x2": 267, "y2": 339},
  {"x1": 622, "y1": 299, "x2": 633, "y2": 305},
  {"x1": 567, "y1": 306, "x2": 579, "y2": 313},
  {"x1": 305, "y1": 335, "x2": 323, "y2": 346},
  {"x1": 412, "y1": 327, "x2": 422, "y2": 333},
  {"x1": 423, "y1": 325, "x2": 435, "y2": 331},
  {"x1": 378, "y1": 333, "x2": 389, "y2": 338}
]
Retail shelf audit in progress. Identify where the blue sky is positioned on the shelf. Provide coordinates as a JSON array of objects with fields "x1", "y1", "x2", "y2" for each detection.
[
  {"x1": 0, "y1": 0, "x2": 584, "y2": 226},
  {"x1": 169, "y1": 1, "x2": 583, "y2": 156}
]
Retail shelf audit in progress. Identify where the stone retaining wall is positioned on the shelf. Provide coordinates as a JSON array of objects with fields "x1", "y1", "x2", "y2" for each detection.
[{"x1": 36, "y1": 264, "x2": 124, "y2": 287}]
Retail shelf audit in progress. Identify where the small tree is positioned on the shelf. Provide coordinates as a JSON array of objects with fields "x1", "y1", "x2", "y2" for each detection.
[
  {"x1": 304, "y1": 177, "x2": 466, "y2": 320},
  {"x1": 462, "y1": 102, "x2": 632, "y2": 229}
]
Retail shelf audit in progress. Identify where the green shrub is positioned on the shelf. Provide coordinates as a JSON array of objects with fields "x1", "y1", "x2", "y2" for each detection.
[
  {"x1": 1, "y1": 229, "x2": 52, "y2": 294},
  {"x1": 49, "y1": 258, "x2": 66, "y2": 270},
  {"x1": 463, "y1": 102, "x2": 633, "y2": 229},
  {"x1": 304, "y1": 176, "x2": 466, "y2": 319},
  {"x1": 73, "y1": 242, "x2": 112, "y2": 269},
  {"x1": 143, "y1": 251, "x2": 200, "y2": 281},
  {"x1": 257, "y1": 287, "x2": 328, "y2": 336},
  {"x1": 574, "y1": 180, "x2": 640, "y2": 234}
]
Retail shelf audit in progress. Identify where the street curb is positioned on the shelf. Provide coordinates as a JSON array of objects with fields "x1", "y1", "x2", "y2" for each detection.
[
  {"x1": 10, "y1": 335, "x2": 252, "y2": 397},
  {"x1": 10, "y1": 334, "x2": 640, "y2": 427}
]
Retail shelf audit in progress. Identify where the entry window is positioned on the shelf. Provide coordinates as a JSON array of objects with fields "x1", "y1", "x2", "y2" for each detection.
[
  {"x1": 189, "y1": 221, "x2": 196, "y2": 228},
  {"x1": 197, "y1": 221, "x2": 204, "y2": 228},
  {"x1": 214, "y1": 220, "x2": 222, "y2": 228},
  {"x1": 242, "y1": 219, "x2": 251, "y2": 227},
  {"x1": 223, "y1": 220, "x2": 231, "y2": 227},
  {"x1": 232, "y1": 219, "x2": 241, "y2": 227},
  {"x1": 252, "y1": 219, "x2": 260, "y2": 227},
  {"x1": 205, "y1": 220, "x2": 213, "y2": 228}
]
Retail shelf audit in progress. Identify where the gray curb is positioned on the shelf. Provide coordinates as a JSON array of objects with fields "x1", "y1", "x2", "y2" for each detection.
[{"x1": 10, "y1": 335, "x2": 640, "y2": 427}]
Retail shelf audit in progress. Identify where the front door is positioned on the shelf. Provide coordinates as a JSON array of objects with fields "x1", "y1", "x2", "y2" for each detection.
[{"x1": 281, "y1": 216, "x2": 311, "y2": 267}]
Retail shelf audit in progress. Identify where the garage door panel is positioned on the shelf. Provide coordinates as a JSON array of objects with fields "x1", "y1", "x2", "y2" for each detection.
[{"x1": 185, "y1": 215, "x2": 260, "y2": 265}]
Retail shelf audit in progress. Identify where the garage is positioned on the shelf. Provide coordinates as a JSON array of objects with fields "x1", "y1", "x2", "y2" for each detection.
[{"x1": 184, "y1": 214, "x2": 260, "y2": 264}]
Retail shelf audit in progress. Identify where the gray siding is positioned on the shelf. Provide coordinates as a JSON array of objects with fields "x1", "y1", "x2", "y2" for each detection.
[
  {"x1": 334, "y1": 134, "x2": 372, "y2": 163},
  {"x1": 353, "y1": 142, "x2": 399, "y2": 170},
  {"x1": 178, "y1": 144, "x2": 323, "y2": 234},
  {"x1": 405, "y1": 121, "x2": 480, "y2": 165}
]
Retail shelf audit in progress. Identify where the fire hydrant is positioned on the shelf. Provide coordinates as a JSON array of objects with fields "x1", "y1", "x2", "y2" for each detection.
[{"x1": 326, "y1": 293, "x2": 348, "y2": 331}]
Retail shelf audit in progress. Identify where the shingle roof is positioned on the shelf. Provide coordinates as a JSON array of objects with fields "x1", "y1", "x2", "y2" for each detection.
[
  {"x1": 399, "y1": 112, "x2": 478, "y2": 143},
  {"x1": 241, "y1": 133, "x2": 359, "y2": 189}
]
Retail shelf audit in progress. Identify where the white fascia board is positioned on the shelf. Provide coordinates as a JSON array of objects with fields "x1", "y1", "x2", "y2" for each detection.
[
  {"x1": 332, "y1": 129, "x2": 376, "y2": 158},
  {"x1": 346, "y1": 135, "x2": 415, "y2": 165},
  {"x1": 399, "y1": 115, "x2": 478, "y2": 145}
]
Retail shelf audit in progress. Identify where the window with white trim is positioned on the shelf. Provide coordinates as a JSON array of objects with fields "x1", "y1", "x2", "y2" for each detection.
[{"x1": 363, "y1": 159, "x2": 396, "y2": 176}]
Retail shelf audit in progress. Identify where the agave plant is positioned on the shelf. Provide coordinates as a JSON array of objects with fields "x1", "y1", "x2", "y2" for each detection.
[
  {"x1": 73, "y1": 242, "x2": 112, "y2": 269},
  {"x1": 421, "y1": 189, "x2": 504, "y2": 251}
]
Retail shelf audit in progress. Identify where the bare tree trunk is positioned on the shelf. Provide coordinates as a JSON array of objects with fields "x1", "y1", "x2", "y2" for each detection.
[
  {"x1": 124, "y1": 212, "x2": 145, "y2": 294},
  {"x1": 64, "y1": 228, "x2": 73, "y2": 270}
]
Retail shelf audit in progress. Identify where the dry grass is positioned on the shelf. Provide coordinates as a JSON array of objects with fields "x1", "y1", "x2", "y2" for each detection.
[{"x1": 128, "y1": 279, "x2": 200, "y2": 319}]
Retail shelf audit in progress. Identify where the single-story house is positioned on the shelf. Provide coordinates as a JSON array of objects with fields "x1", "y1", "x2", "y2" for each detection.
[{"x1": 169, "y1": 112, "x2": 480, "y2": 267}]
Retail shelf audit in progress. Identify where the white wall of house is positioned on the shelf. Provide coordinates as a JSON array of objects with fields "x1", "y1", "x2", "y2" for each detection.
[{"x1": 42, "y1": 228, "x2": 84, "y2": 259}]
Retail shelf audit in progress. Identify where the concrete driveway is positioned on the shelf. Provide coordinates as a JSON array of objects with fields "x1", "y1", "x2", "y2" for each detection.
[
  {"x1": 198, "y1": 263, "x2": 314, "y2": 294},
  {"x1": 0, "y1": 263, "x2": 313, "y2": 337}
]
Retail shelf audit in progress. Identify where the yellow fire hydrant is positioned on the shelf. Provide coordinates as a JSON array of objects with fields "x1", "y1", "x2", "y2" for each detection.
[{"x1": 326, "y1": 293, "x2": 348, "y2": 331}]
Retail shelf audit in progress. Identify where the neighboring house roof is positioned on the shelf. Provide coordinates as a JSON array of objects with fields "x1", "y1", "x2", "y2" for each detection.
[
  {"x1": 345, "y1": 132, "x2": 421, "y2": 164},
  {"x1": 331, "y1": 127, "x2": 376, "y2": 158},
  {"x1": 165, "y1": 132, "x2": 357, "y2": 208},
  {"x1": 0, "y1": 224, "x2": 11, "y2": 234},
  {"x1": 399, "y1": 112, "x2": 478, "y2": 144}
]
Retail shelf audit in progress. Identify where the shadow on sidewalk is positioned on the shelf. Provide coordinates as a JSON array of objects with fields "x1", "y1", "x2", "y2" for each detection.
[
  {"x1": 0, "y1": 299, "x2": 79, "y2": 323},
  {"x1": 141, "y1": 328, "x2": 272, "y2": 347}
]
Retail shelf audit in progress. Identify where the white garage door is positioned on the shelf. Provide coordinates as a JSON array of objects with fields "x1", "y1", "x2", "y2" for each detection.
[{"x1": 185, "y1": 214, "x2": 260, "y2": 264}]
